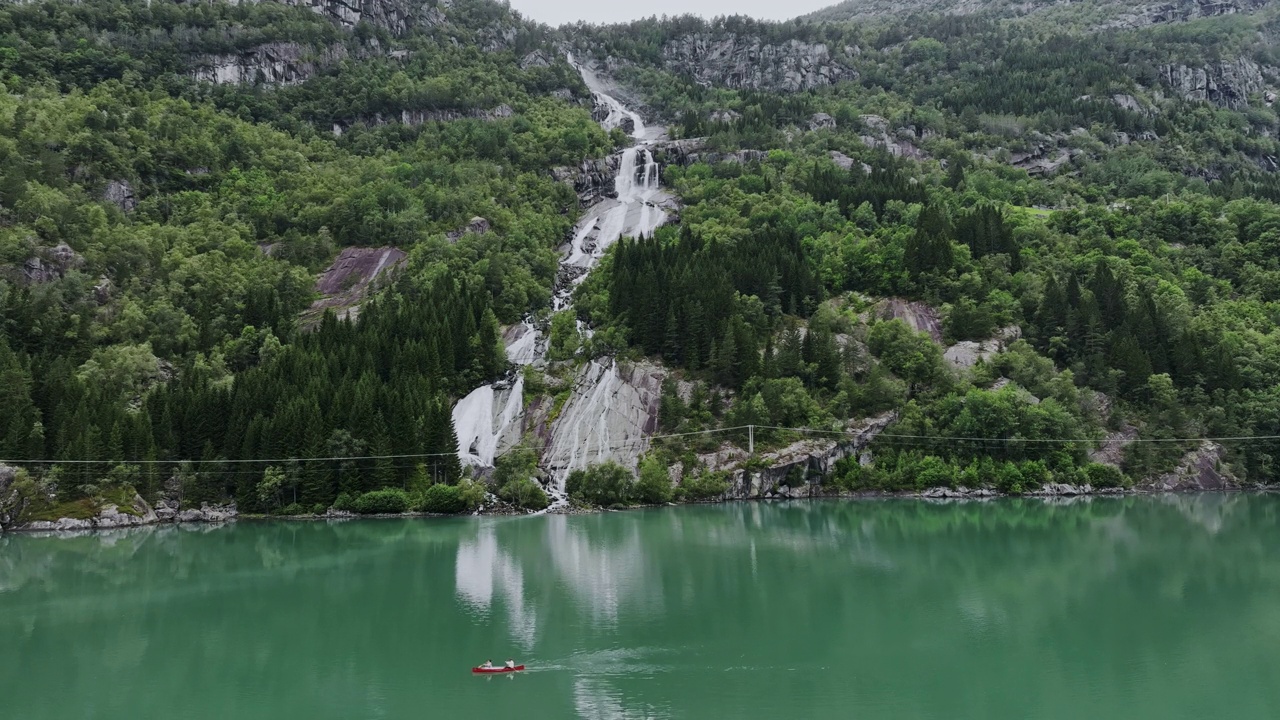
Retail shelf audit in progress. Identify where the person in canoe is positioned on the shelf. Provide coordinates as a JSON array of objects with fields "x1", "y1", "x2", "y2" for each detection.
[
  {"x1": 480, "y1": 659, "x2": 494, "y2": 669},
  {"x1": 505, "y1": 659, "x2": 515, "y2": 669}
]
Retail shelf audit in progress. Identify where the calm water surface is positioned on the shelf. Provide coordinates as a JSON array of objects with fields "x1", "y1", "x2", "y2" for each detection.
[{"x1": 3, "y1": 496, "x2": 1279, "y2": 719}]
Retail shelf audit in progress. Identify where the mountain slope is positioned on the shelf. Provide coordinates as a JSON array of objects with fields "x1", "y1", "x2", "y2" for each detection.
[{"x1": 804, "y1": 0, "x2": 1271, "y2": 31}]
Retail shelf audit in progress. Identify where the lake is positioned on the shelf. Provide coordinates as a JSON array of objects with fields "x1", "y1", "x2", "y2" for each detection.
[{"x1": 3, "y1": 495, "x2": 1279, "y2": 719}]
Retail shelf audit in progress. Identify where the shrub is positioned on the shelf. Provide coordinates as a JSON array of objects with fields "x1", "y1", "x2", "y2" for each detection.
[
  {"x1": 1081, "y1": 462, "x2": 1127, "y2": 488},
  {"x1": 332, "y1": 492, "x2": 356, "y2": 512},
  {"x1": 281, "y1": 502, "x2": 307, "y2": 516},
  {"x1": 498, "y1": 478, "x2": 549, "y2": 510},
  {"x1": 566, "y1": 461, "x2": 634, "y2": 506},
  {"x1": 678, "y1": 471, "x2": 730, "y2": 501},
  {"x1": 417, "y1": 483, "x2": 464, "y2": 514},
  {"x1": 352, "y1": 488, "x2": 410, "y2": 514},
  {"x1": 457, "y1": 479, "x2": 487, "y2": 511},
  {"x1": 634, "y1": 455, "x2": 673, "y2": 504}
]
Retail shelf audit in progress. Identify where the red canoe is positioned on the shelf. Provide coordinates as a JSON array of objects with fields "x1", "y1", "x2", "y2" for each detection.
[{"x1": 472, "y1": 665, "x2": 525, "y2": 674}]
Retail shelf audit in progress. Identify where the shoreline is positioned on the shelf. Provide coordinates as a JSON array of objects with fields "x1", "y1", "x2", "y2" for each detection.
[{"x1": 6, "y1": 483, "x2": 1273, "y2": 536}]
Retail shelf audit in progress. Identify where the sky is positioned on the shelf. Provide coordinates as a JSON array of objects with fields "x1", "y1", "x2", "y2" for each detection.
[{"x1": 505, "y1": 0, "x2": 837, "y2": 26}]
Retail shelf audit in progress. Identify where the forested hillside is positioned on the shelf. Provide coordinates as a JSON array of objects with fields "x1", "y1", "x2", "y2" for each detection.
[
  {"x1": 3, "y1": 0, "x2": 1280, "y2": 527},
  {"x1": 0, "y1": 0, "x2": 615, "y2": 522},
  {"x1": 560, "y1": 2, "x2": 1280, "y2": 499}
]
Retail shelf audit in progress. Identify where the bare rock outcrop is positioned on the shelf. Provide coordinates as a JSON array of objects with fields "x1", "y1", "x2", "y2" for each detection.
[
  {"x1": 944, "y1": 326, "x2": 1022, "y2": 368},
  {"x1": 808, "y1": 112, "x2": 837, "y2": 131},
  {"x1": 651, "y1": 138, "x2": 767, "y2": 167},
  {"x1": 1160, "y1": 58, "x2": 1268, "y2": 109},
  {"x1": 193, "y1": 42, "x2": 347, "y2": 86},
  {"x1": 446, "y1": 216, "x2": 492, "y2": 243},
  {"x1": 690, "y1": 414, "x2": 895, "y2": 500},
  {"x1": 552, "y1": 155, "x2": 622, "y2": 205},
  {"x1": 104, "y1": 179, "x2": 137, "y2": 212},
  {"x1": 870, "y1": 298, "x2": 944, "y2": 343},
  {"x1": 304, "y1": 246, "x2": 407, "y2": 324},
  {"x1": 4, "y1": 242, "x2": 85, "y2": 286},
  {"x1": 1145, "y1": 441, "x2": 1240, "y2": 491},
  {"x1": 237, "y1": 0, "x2": 446, "y2": 35},
  {"x1": 856, "y1": 115, "x2": 928, "y2": 160},
  {"x1": 660, "y1": 35, "x2": 855, "y2": 92}
]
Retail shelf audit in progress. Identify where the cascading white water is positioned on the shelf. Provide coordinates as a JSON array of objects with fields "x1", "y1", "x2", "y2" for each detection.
[{"x1": 452, "y1": 55, "x2": 671, "y2": 505}]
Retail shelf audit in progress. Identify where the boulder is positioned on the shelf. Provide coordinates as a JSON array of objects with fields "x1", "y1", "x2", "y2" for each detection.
[
  {"x1": 808, "y1": 113, "x2": 837, "y2": 131},
  {"x1": 447, "y1": 216, "x2": 492, "y2": 243},
  {"x1": 520, "y1": 50, "x2": 552, "y2": 69}
]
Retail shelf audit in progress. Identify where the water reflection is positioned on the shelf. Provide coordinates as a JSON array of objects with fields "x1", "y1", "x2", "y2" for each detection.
[
  {"x1": 4, "y1": 495, "x2": 1280, "y2": 720},
  {"x1": 455, "y1": 523, "x2": 538, "y2": 651}
]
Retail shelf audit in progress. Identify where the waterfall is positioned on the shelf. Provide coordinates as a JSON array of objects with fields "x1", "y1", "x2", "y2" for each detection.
[{"x1": 451, "y1": 54, "x2": 670, "y2": 507}]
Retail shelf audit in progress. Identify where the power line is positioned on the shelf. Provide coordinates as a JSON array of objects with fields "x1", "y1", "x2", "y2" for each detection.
[{"x1": 1, "y1": 423, "x2": 1272, "y2": 468}]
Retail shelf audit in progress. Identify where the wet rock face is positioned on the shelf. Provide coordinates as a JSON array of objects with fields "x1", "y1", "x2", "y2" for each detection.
[
  {"x1": 552, "y1": 155, "x2": 622, "y2": 206},
  {"x1": 660, "y1": 35, "x2": 855, "y2": 92},
  {"x1": 541, "y1": 360, "x2": 665, "y2": 482},
  {"x1": 193, "y1": 42, "x2": 347, "y2": 86},
  {"x1": 1161, "y1": 58, "x2": 1268, "y2": 109}
]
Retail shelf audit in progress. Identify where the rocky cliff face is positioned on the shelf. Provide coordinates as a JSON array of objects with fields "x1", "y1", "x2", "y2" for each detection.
[
  {"x1": 302, "y1": 246, "x2": 407, "y2": 325},
  {"x1": 658, "y1": 35, "x2": 855, "y2": 92},
  {"x1": 193, "y1": 42, "x2": 347, "y2": 85},
  {"x1": 234, "y1": 0, "x2": 447, "y2": 35},
  {"x1": 1124, "y1": 0, "x2": 1269, "y2": 28},
  {"x1": 651, "y1": 138, "x2": 768, "y2": 167},
  {"x1": 541, "y1": 360, "x2": 665, "y2": 482},
  {"x1": 692, "y1": 414, "x2": 896, "y2": 500},
  {"x1": 1, "y1": 242, "x2": 85, "y2": 286},
  {"x1": 551, "y1": 155, "x2": 622, "y2": 206},
  {"x1": 1145, "y1": 441, "x2": 1241, "y2": 491},
  {"x1": 1160, "y1": 57, "x2": 1270, "y2": 109}
]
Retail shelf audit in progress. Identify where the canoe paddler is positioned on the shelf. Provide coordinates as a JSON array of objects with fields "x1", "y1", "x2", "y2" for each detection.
[
  {"x1": 481, "y1": 659, "x2": 494, "y2": 669},
  {"x1": 505, "y1": 659, "x2": 515, "y2": 669}
]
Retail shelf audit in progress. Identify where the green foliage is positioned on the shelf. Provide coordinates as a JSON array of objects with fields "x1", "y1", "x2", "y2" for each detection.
[
  {"x1": 494, "y1": 447, "x2": 548, "y2": 509},
  {"x1": 351, "y1": 488, "x2": 410, "y2": 514},
  {"x1": 1081, "y1": 462, "x2": 1128, "y2": 489},
  {"x1": 547, "y1": 311, "x2": 582, "y2": 360},
  {"x1": 497, "y1": 477, "x2": 549, "y2": 511},
  {"x1": 565, "y1": 461, "x2": 635, "y2": 507},
  {"x1": 635, "y1": 454, "x2": 674, "y2": 504},
  {"x1": 676, "y1": 470, "x2": 731, "y2": 501},
  {"x1": 416, "y1": 479, "x2": 485, "y2": 514}
]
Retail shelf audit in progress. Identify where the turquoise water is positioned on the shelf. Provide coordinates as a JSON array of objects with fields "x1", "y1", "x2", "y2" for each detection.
[{"x1": 3, "y1": 495, "x2": 1279, "y2": 718}]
